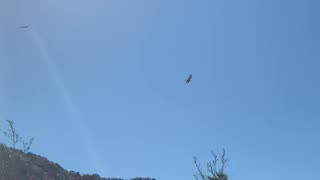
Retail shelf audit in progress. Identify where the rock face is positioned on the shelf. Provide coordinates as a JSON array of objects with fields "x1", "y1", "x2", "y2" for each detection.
[{"x1": 0, "y1": 144, "x2": 155, "y2": 180}]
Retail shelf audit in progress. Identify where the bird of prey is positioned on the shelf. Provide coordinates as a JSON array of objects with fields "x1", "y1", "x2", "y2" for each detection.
[
  {"x1": 19, "y1": 24, "x2": 31, "y2": 29},
  {"x1": 185, "y1": 74, "x2": 192, "y2": 84}
]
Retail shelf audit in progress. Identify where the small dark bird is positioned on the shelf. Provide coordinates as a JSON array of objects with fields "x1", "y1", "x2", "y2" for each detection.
[
  {"x1": 185, "y1": 74, "x2": 192, "y2": 84},
  {"x1": 19, "y1": 24, "x2": 31, "y2": 29}
]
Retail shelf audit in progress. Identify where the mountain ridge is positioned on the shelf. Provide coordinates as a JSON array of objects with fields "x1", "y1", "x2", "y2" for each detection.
[{"x1": 0, "y1": 144, "x2": 156, "y2": 180}]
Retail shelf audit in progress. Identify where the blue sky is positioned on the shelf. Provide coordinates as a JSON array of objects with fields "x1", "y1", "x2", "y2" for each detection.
[{"x1": 1, "y1": 0, "x2": 320, "y2": 180}]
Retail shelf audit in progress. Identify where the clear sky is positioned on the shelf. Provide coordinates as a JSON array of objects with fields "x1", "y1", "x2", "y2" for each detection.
[{"x1": 0, "y1": 0, "x2": 319, "y2": 180}]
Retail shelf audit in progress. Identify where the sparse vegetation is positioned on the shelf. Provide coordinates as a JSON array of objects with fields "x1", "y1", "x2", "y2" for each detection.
[
  {"x1": 3, "y1": 120, "x2": 23, "y2": 148},
  {"x1": 22, "y1": 137, "x2": 35, "y2": 153},
  {"x1": 193, "y1": 149, "x2": 229, "y2": 180},
  {"x1": 1, "y1": 119, "x2": 231, "y2": 180},
  {"x1": 1, "y1": 120, "x2": 34, "y2": 153},
  {"x1": 0, "y1": 143, "x2": 156, "y2": 180}
]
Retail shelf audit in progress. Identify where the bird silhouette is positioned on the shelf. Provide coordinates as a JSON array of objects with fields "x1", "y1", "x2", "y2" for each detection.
[
  {"x1": 19, "y1": 24, "x2": 31, "y2": 29},
  {"x1": 185, "y1": 74, "x2": 192, "y2": 84}
]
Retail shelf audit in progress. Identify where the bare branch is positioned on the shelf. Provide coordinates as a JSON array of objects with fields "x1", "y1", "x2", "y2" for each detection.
[
  {"x1": 193, "y1": 149, "x2": 229, "y2": 180},
  {"x1": 2, "y1": 120, "x2": 35, "y2": 152},
  {"x1": 220, "y1": 149, "x2": 228, "y2": 173},
  {"x1": 22, "y1": 137, "x2": 34, "y2": 153},
  {"x1": 4, "y1": 120, "x2": 23, "y2": 148},
  {"x1": 193, "y1": 156, "x2": 207, "y2": 180},
  {"x1": 206, "y1": 150, "x2": 219, "y2": 178}
]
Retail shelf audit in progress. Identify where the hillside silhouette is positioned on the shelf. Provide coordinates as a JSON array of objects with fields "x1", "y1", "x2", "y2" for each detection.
[{"x1": 0, "y1": 144, "x2": 155, "y2": 180}]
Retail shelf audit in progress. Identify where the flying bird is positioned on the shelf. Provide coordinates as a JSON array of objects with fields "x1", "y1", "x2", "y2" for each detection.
[
  {"x1": 185, "y1": 74, "x2": 192, "y2": 84},
  {"x1": 19, "y1": 24, "x2": 31, "y2": 29}
]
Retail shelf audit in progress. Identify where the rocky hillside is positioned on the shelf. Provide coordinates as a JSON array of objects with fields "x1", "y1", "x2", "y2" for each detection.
[{"x1": 0, "y1": 144, "x2": 155, "y2": 180}]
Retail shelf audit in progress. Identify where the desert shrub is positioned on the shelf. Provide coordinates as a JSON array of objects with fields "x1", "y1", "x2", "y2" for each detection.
[{"x1": 193, "y1": 149, "x2": 229, "y2": 180}]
